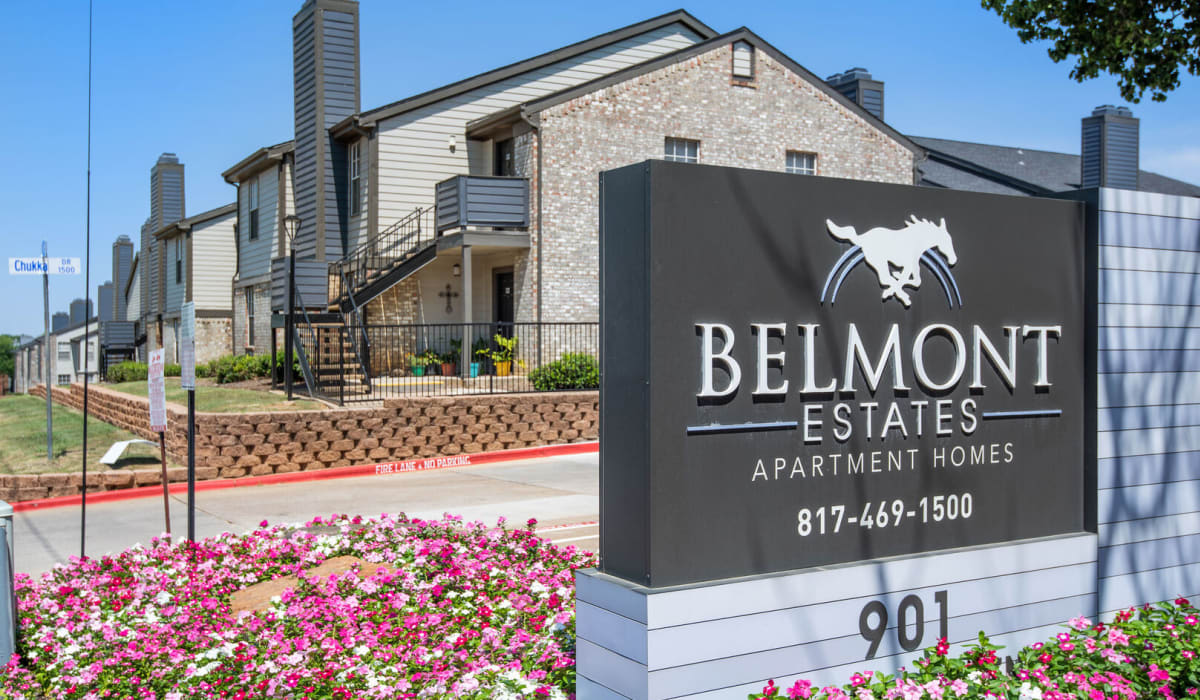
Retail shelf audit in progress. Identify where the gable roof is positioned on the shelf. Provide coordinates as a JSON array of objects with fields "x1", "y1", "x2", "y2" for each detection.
[
  {"x1": 222, "y1": 140, "x2": 294, "y2": 184},
  {"x1": 331, "y1": 10, "x2": 717, "y2": 135},
  {"x1": 467, "y1": 28, "x2": 923, "y2": 157},
  {"x1": 153, "y1": 202, "x2": 238, "y2": 240},
  {"x1": 912, "y1": 135, "x2": 1200, "y2": 197}
]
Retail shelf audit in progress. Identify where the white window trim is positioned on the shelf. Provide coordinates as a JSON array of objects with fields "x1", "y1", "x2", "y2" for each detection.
[
  {"x1": 349, "y1": 141, "x2": 362, "y2": 217},
  {"x1": 248, "y1": 177, "x2": 260, "y2": 240},
  {"x1": 786, "y1": 151, "x2": 818, "y2": 175},
  {"x1": 664, "y1": 137, "x2": 700, "y2": 164}
]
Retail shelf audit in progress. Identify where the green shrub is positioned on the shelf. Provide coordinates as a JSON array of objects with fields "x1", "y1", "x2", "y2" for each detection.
[
  {"x1": 528, "y1": 353, "x2": 598, "y2": 391},
  {"x1": 203, "y1": 352, "x2": 298, "y2": 384},
  {"x1": 164, "y1": 363, "x2": 181, "y2": 377},
  {"x1": 107, "y1": 361, "x2": 148, "y2": 383}
]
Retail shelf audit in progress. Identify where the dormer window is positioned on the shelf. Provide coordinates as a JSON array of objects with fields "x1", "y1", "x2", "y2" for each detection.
[
  {"x1": 349, "y1": 141, "x2": 362, "y2": 216},
  {"x1": 732, "y1": 41, "x2": 754, "y2": 80}
]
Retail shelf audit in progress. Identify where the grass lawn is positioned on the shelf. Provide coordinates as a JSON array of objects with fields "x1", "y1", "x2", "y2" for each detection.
[
  {"x1": 104, "y1": 378, "x2": 323, "y2": 412},
  {"x1": 0, "y1": 394, "x2": 175, "y2": 475}
]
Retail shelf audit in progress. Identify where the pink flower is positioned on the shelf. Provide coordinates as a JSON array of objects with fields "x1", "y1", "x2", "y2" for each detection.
[
  {"x1": 1069, "y1": 615, "x2": 1092, "y2": 631},
  {"x1": 787, "y1": 679, "x2": 813, "y2": 699},
  {"x1": 1148, "y1": 664, "x2": 1170, "y2": 682}
]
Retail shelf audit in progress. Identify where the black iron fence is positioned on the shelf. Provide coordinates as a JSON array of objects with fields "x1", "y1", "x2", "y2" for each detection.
[{"x1": 280, "y1": 322, "x2": 599, "y2": 403}]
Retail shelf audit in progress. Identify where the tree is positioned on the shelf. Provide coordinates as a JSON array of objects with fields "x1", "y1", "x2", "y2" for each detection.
[
  {"x1": 0, "y1": 335, "x2": 14, "y2": 379},
  {"x1": 982, "y1": 0, "x2": 1200, "y2": 102}
]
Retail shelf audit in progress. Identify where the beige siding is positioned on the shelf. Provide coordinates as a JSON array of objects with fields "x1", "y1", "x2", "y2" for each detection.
[
  {"x1": 125, "y1": 265, "x2": 141, "y2": 321},
  {"x1": 282, "y1": 158, "x2": 295, "y2": 256},
  {"x1": 240, "y1": 167, "x2": 280, "y2": 281},
  {"x1": 192, "y1": 211, "x2": 237, "y2": 310},
  {"x1": 374, "y1": 23, "x2": 703, "y2": 229},
  {"x1": 164, "y1": 236, "x2": 186, "y2": 314}
]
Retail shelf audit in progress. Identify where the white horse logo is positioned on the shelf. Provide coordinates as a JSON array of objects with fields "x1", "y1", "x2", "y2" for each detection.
[{"x1": 825, "y1": 216, "x2": 958, "y2": 307}]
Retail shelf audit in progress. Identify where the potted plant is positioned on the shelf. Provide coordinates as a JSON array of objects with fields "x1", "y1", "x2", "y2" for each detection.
[
  {"x1": 470, "y1": 337, "x2": 490, "y2": 378},
  {"x1": 490, "y1": 333, "x2": 518, "y2": 376},
  {"x1": 440, "y1": 340, "x2": 460, "y2": 377},
  {"x1": 407, "y1": 353, "x2": 425, "y2": 377},
  {"x1": 418, "y1": 348, "x2": 441, "y2": 374}
]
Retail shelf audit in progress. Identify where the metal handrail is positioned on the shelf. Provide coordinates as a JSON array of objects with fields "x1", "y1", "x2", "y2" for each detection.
[
  {"x1": 328, "y1": 206, "x2": 434, "y2": 309},
  {"x1": 338, "y1": 267, "x2": 372, "y2": 393}
]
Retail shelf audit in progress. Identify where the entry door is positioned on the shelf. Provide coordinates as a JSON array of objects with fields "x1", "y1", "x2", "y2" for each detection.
[{"x1": 494, "y1": 269, "x2": 514, "y2": 335}]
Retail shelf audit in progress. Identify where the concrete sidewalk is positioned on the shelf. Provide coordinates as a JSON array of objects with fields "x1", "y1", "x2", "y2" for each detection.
[{"x1": 14, "y1": 451, "x2": 599, "y2": 577}]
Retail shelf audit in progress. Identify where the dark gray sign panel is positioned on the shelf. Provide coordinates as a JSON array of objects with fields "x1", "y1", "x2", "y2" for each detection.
[{"x1": 600, "y1": 161, "x2": 1087, "y2": 587}]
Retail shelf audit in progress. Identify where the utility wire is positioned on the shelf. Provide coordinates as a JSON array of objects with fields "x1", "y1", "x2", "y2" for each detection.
[{"x1": 81, "y1": 0, "x2": 94, "y2": 559}]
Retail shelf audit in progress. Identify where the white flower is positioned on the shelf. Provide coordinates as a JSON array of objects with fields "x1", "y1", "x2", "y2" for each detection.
[
  {"x1": 155, "y1": 591, "x2": 172, "y2": 605},
  {"x1": 1019, "y1": 682, "x2": 1043, "y2": 700},
  {"x1": 354, "y1": 645, "x2": 370, "y2": 656}
]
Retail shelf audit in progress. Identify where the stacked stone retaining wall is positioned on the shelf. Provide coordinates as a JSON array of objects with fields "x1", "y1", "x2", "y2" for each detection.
[{"x1": 9, "y1": 383, "x2": 597, "y2": 502}]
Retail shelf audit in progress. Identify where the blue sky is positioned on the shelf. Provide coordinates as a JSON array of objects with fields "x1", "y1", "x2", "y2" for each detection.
[{"x1": 2, "y1": 0, "x2": 1197, "y2": 337}]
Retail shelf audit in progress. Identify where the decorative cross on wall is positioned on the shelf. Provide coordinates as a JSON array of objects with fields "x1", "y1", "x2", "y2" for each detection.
[{"x1": 438, "y1": 283, "x2": 460, "y2": 313}]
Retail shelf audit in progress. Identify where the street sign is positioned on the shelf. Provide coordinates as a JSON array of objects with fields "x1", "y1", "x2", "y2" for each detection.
[
  {"x1": 8, "y1": 257, "x2": 81, "y2": 275},
  {"x1": 148, "y1": 349, "x2": 167, "y2": 432},
  {"x1": 180, "y1": 302, "x2": 196, "y2": 390}
]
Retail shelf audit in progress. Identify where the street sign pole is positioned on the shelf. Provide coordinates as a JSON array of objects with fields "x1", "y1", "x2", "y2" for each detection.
[
  {"x1": 42, "y1": 243, "x2": 51, "y2": 462},
  {"x1": 181, "y1": 302, "x2": 196, "y2": 544},
  {"x1": 9, "y1": 249, "x2": 82, "y2": 463},
  {"x1": 148, "y1": 349, "x2": 170, "y2": 535}
]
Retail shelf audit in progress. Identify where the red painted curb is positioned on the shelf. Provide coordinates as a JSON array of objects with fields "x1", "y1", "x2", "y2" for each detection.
[{"x1": 12, "y1": 441, "x2": 598, "y2": 513}]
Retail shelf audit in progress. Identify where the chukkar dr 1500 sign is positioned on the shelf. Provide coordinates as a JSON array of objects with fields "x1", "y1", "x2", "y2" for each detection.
[{"x1": 599, "y1": 161, "x2": 1086, "y2": 587}]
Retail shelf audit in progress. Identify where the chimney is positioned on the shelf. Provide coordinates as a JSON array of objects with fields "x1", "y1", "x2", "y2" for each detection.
[
  {"x1": 293, "y1": 0, "x2": 360, "y2": 264},
  {"x1": 150, "y1": 153, "x2": 185, "y2": 231},
  {"x1": 98, "y1": 282, "x2": 114, "y2": 323},
  {"x1": 826, "y1": 67, "x2": 884, "y2": 120},
  {"x1": 1081, "y1": 105, "x2": 1139, "y2": 190},
  {"x1": 139, "y1": 218, "x2": 156, "y2": 329},
  {"x1": 112, "y1": 235, "x2": 133, "y2": 321},
  {"x1": 52, "y1": 312, "x2": 69, "y2": 333},
  {"x1": 69, "y1": 298, "x2": 92, "y2": 326}
]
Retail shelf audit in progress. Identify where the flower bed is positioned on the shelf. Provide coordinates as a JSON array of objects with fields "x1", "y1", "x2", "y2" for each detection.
[
  {"x1": 2, "y1": 515, "x2": 594, "y2": 699},
  {"x1": 750, "y1": 600, "x2": 1199, "y2": 700}
]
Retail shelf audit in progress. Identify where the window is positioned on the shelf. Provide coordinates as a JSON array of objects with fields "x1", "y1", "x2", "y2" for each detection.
[
  {"x1": 786, "y1": 151, "x2": 817, "y2": 175},
  {"x1": 247, "y1": 177, "x2": 260, "y2": 240},
  {"x1": 664, "y1": 137, "x2": 700, "y2": 164},
  {"x1": 57, "y1": 374, "x2": 71, "y2": 385},
  {"x1": 349, "y1": 141, "x2": 362, "y2": 216},
  {"x1": 494, "y1": 138, "x2": 515, "y2": 176},
  {"x1": 732, "y1": 41, "x2": 754, "y2": 80},
  {"x1": 245, "y1": 287, "x2": 255, "y2": 348},
  {"x1": 175, "y1": 238, "x2": 183, "y2": 284}
]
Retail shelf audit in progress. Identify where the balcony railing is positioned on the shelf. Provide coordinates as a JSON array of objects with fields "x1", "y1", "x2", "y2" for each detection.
[{"x1": 436, "y1": 175, "x2": 529, "y2": 233}]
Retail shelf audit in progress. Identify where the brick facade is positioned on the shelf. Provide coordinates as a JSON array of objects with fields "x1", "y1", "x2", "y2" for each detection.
[
  {"x1": 525, "y1": 43, "x2": 917, "y2": 322},
  {"x1": 11, "y1": 383, "x2": 597, "y2": 501},
  {"x1": 232, "y1": 282, "x2": 273, "y2": 356},
  {"x1": 195, "y1": 317, "x2": 232, "y2": 363}
]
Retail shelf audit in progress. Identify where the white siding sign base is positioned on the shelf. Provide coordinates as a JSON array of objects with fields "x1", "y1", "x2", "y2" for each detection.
[{"x1": 576, "y1": 533, "x2": 1097, "y2": 700}]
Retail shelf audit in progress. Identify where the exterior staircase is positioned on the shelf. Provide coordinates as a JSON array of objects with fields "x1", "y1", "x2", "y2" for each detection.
[{"x1": 327, "y1": 206, "x2": 437, "y2": 314}]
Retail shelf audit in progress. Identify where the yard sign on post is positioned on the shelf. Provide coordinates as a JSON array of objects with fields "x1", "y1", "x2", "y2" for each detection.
[
  {"x1": 180, "y1": 302, "x2": 196, "y2": 543},
  {"x1": 148, "y1": 348, "x2": 171, "y2": 534}
]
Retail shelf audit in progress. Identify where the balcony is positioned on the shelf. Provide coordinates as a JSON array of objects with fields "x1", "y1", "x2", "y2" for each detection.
[{"x1": 435, "y1": 175, "x2": 529, "y2": 234}]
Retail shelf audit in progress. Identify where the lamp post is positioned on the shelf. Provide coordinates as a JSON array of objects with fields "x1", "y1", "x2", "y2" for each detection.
[{"x1": 283, "y1": 215, "x2": 301, "y2": 400}]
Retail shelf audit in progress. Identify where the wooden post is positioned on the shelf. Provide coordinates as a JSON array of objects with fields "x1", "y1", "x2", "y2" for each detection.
[{"x1": 158, "y1": 431, "x2": 171, "y2": 535}]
